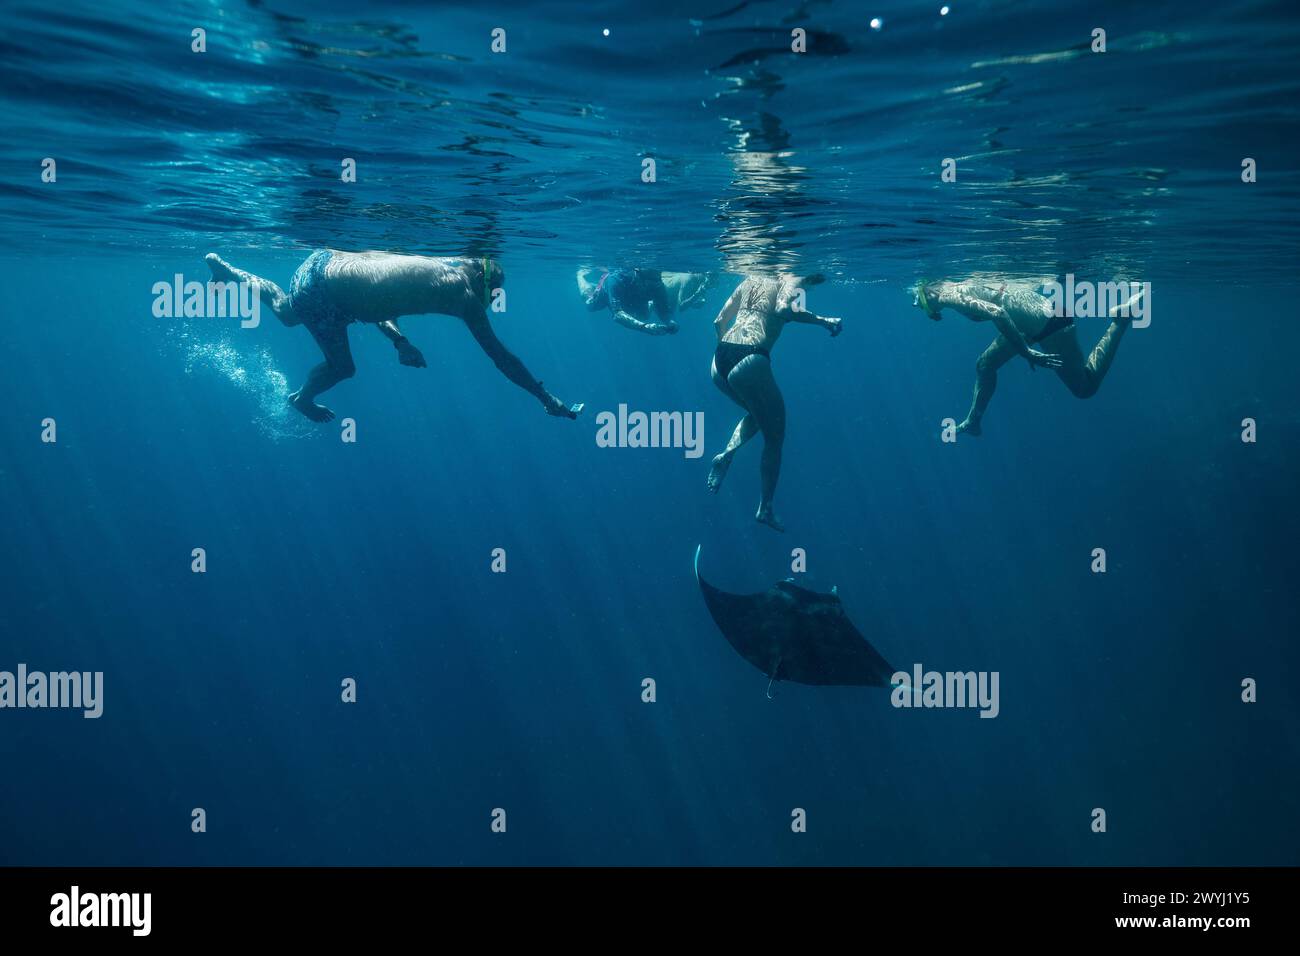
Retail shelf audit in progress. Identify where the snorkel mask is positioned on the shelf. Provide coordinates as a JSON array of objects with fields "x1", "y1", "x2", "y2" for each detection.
[{"x1": 915, "y1": 279, "x2": 942, "y2": 320}]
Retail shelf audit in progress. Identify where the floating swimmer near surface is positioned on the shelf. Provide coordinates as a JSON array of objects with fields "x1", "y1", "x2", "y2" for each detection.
[{"x1": 694, "y1": 546, "x2": 897, "y2": 697}]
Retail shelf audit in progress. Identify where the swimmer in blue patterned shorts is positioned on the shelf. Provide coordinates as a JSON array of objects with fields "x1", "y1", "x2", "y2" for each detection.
[{"x1": 205, "y1": 250, "x2": 582, "y2": 423}]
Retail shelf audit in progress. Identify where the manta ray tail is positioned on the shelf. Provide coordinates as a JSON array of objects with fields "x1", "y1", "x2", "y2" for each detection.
[{"x1": 891, "y1": 679, "x2": 925, "y2": 701}]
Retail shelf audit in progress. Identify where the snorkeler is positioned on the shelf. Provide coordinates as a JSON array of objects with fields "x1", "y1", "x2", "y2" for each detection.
[
  {"x1": 205, "y1": 250, "x2": 583, "y2": 423},
  {"x1": 914, "y1": 277, "x2": 1141, "y2": 435},
  {"x1": 707, "y1": 274, "x2": 842, "y2": 532},
  {"x1": 577, "y1": 267, "x2": 680, "y2": 335}
]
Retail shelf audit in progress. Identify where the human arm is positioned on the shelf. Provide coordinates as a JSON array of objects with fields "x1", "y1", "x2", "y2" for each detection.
[
  {"x1": 614, "y1": 311, "x2": 678, "y2": 335},
  {"x1": 947, "y1": 289, "x2": 1060, "y2": 368},
  {"x1": 376, "y1": 320, "x2": 427, "y2": 367},
  {"x1": 462, "y1": 302, "x2": 582, "y2": 417},
  {"x1": 777, "y1": 283, "x2": 841, "y2": 336}
]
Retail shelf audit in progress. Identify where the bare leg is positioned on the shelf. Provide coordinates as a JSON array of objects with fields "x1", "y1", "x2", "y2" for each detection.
[
  {"x1": 1055, "y1": 318, "x2": 1129, "y2": 398},
  {"x1": 1083, "y1": 318, "x2": 1129, "y2": 385},
  {"x1": 289, "y1": 319, "x2": 355, "y2": 422},
  {"x1": 725, "y1": 354, "x2": 786, "y2": 532},
  {"x1": 708, "y1": 356, "x2": 758, "y2": 492},
  {"x1": 961, "y1": 336, "x2": 1015, "y2": 436},
  {"x1": 709, "y1": 415, "x2": 758, "y2": 492},
  {"x1": 205, "y1": 253, "x2": 296, "y2": 325}
]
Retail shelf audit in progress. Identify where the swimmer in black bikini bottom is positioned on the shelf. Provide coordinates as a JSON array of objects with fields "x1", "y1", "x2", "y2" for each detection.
[{"x1": 713, "y1": 341, "x2": 770, "y2": 380}]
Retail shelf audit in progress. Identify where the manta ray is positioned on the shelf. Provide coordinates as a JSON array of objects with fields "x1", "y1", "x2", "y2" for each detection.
[{"x1": 694, "y1": 545, "x2": 897, "y2": 697}]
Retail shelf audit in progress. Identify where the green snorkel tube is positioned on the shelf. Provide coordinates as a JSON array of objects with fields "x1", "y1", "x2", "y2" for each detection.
[
  {"x1": 482, "y1": 256, "x2": 493, "y2": 305},
  {"x1": 916, "y1": 278, "x2": 940, "y2": 319}
]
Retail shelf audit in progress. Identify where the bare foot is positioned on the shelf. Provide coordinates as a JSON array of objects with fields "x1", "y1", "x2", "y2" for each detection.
[
  {"x1": 289, "y1": 389, "x2": 334, "y2": 423},
  {"x1": 756, "y1": 504, "x2": 785, "y2": 532},
  {"x1": 707, "y1": 453, "x2": 731, "y2": 493},
  {"x1": 205, "y1": 253, "x2": 237, "y2": 283}
]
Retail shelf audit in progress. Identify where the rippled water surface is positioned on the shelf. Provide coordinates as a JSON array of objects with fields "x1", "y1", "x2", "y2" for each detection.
[{"x1": 3, "y1": 0, "x2": 1298, "y2": 280}]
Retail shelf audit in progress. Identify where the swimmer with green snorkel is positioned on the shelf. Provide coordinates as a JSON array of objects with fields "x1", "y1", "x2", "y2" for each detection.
[
  {"x1": 205, "y1": 250, "x2": 583, "y2": 423},
  {"x1": 915, "y1": 276, "x2": 1142, "y2": 435}
]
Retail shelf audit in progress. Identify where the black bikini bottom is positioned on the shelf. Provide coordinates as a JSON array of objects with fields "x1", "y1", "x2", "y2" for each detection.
[
  {"x1": 715, "y1": 341, "x2": 770, "y2": 379},
  {"x1": 1030, "y1": 312, "x2": 1075, "y2": 343}
]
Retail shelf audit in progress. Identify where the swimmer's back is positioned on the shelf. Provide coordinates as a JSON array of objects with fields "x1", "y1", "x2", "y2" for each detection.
[
  {"x1": 320, "y1": 252, "x2": 473, "y2": 320},
  {"x1": 722, "y1": 277, "x2": 785, "y2": 349}
]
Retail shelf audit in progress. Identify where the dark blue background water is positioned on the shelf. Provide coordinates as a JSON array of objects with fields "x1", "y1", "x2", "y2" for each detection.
[{"x1": 1, "y1": 0, "x2": 1298, "y2": 865}]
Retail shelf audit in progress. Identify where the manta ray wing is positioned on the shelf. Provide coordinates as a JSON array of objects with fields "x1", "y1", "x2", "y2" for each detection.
[{"x1": 695, "y1": 546, "x2": 896, "y2": 689}]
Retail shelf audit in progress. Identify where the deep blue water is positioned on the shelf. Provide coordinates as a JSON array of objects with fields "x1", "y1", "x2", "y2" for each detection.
[{"x1": 1, "y1": 0, "x2": 1298, "y2": 866}]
